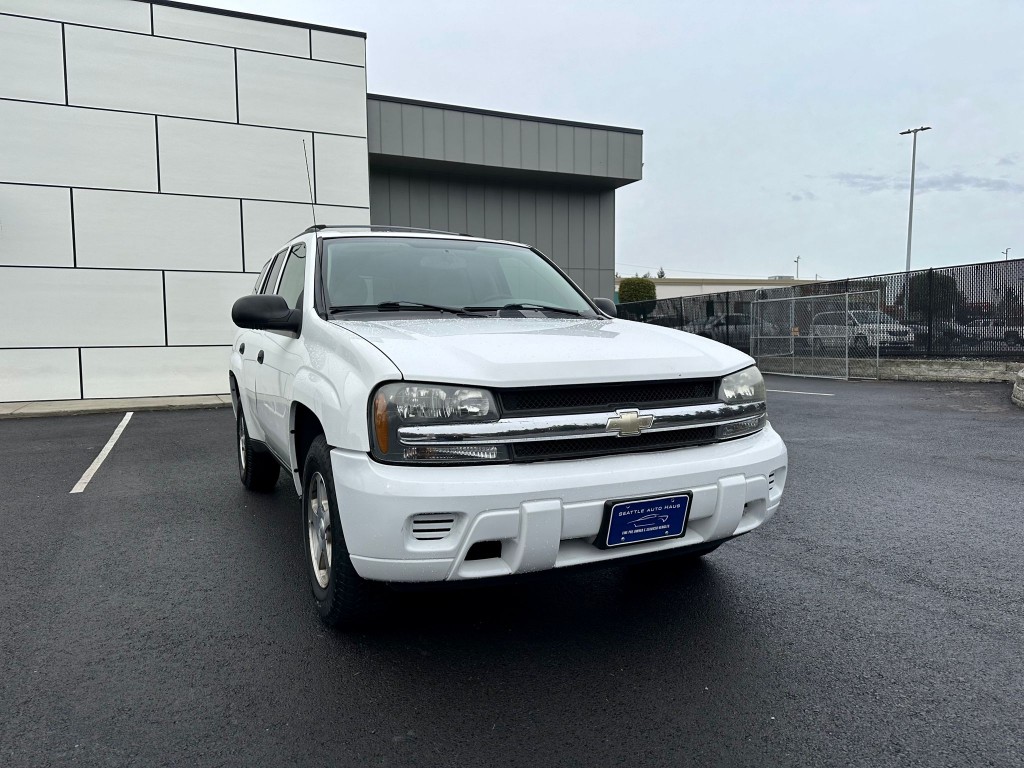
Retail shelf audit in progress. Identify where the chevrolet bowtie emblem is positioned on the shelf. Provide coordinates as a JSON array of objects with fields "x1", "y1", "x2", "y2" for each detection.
[{"x1": 605, "y1": 408, "x2": 655, "y2": 437}]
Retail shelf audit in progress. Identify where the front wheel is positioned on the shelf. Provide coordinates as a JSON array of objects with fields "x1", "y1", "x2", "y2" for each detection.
[
  {"x1": 237, "y1": 409, "x2": 280, "y2": 491},
  {"x1": 302, "y1": 435, "x2": 381, "y2": 628}
]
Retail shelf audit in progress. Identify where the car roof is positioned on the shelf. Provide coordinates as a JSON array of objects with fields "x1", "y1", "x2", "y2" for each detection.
[{"x1": 302, "y1": 225, "x2": 527, "y2": 249}]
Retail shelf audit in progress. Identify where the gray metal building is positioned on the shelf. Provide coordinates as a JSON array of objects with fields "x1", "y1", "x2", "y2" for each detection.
[{"x1": 366, "y1": 95, "x2": 643, "y2": 299}]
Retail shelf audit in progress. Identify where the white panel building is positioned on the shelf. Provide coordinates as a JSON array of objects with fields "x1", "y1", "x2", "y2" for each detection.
[
  {"x1": 0, "y1": 0, "x2": 369, "y2": 402},
  {"x1": 0, "y1": 0, "x2": 643, "y2": 404}
]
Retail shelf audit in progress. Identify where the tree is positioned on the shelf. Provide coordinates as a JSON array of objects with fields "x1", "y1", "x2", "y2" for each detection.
[
  {"x1": 894, "y1": 272, "x2": 966, "y2": 320},
  {"x1": 618, "y1": 277, "x2": 658, "y2": 319},
  {"x1": 657, "y1": 266, "x2": 666, "y2": 279}
]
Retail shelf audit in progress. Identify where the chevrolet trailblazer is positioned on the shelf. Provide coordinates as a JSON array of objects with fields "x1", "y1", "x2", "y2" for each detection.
[{"x1": 229, "y1": 226, "x2": 787, "y2": 627}]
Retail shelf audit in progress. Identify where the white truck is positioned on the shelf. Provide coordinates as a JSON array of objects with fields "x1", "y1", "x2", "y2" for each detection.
[{"x1": 229, "y1": 226, "x2": 787, "y2": 626}]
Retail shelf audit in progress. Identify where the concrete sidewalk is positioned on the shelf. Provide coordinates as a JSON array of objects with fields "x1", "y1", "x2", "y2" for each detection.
[{"x1": 0, "y1": 394, "x2": 232, "y2": 419}]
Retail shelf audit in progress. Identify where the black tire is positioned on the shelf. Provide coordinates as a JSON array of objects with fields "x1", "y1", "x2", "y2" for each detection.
[
  {"x1": 1005, "y1": 330, "x2": 1021, "y2": 346},
  {"x1": 852, "y1": 336, "x2": 869, "y2": 355},
  {"x1": 302, "y1": 435, "x2": 380, "y2": 628},
  {"x1": 237, "y1": 408, "x2": 280, "y2": 491}
]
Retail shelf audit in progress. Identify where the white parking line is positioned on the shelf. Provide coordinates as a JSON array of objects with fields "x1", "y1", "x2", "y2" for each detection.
[
  {"x1": 767, "y1": 389, "x2": 835, "y2": 397},
  {"x1": 70, "y1": 411, "x2": 134, "y2": 494}
]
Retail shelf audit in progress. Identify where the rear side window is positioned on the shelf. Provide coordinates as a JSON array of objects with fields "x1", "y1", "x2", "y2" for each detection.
[
  {"x1": 276, "y1": 243, "x2": 307, "y2": 309},
  {"x1": 253, "y1": 260, "x2": 272, "y2": 294},
  {"x1": 262, "y1": 249, "x2": 288, "y2": 295}
]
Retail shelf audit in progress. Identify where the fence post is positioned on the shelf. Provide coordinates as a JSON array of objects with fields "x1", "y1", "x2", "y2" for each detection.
[
  {"x1": 725, "y1": 292, "x2": 731, "y2": 346},
  {"x1": 926, "y1": 268, "x2": 934, "y2": 357}
]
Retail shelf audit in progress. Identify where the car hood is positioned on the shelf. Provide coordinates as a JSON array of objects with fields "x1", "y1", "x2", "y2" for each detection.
[{"x1": 330, "y1": 316, "x2": 752, "y2": 387}]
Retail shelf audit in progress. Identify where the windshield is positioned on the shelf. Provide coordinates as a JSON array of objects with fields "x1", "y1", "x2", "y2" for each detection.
[
  {"x1": 851, "y1": 311, "x2": 899, "y2": 324},
  {"x1": 321, "y1": 237, "x2": 596, "y2": 316}
]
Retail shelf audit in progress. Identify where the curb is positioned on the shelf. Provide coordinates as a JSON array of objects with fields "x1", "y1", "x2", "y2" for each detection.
[
  {"x1": 869, "y1": 358, "x2": 1024, "y2": 384},
  {"x1": 0, "y1": 394, "x2": 232, "y2": 419}
]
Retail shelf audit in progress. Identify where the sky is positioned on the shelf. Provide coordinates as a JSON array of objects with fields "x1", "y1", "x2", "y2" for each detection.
[{"x1": 202, "y1": 0, "x2": 1023, "y2": 280}]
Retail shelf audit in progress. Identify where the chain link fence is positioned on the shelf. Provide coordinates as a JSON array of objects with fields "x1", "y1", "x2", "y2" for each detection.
[
  {"x1": 751, "y1": 290, "x2": 881, "y2": 379},
  {"x1": 617, "y1": 257, "x2": 1024, "y2": 362}
]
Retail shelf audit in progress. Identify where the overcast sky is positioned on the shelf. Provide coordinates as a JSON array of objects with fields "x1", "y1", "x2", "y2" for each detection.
[{"x1": 205, "y1": 0, "x2": 1022, "y2": 280}]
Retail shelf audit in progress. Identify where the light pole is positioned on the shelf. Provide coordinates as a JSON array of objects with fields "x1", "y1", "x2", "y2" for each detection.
[
  {"x1": 1003, "y1": 247, "x2": 1011, "y2": 261},
  {"x1": 794, "y1": 255, "x2": 800, "y2": 279},
  {"x1": 900, "y1": 125, "x2": 931, "y2": 317}
]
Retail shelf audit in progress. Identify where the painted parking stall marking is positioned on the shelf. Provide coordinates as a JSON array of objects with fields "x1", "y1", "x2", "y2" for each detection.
[
  {"x1": 69, "y1": 412, "x2": 134, "y2": 494},
  {"x1": 766, "y1": 389, "x2": 836, "y2": 397}
]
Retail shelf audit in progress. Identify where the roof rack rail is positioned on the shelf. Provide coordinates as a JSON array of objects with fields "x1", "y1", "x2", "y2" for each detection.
[{"x1": 301, "y1": 224, "x2": 463, "y2": 236}]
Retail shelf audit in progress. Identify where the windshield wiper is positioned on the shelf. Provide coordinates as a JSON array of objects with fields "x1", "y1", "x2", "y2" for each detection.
[
  {"x1": 329, "y1": 301, "x2": 484, "y2": 317},
  {"x1": 494, "y1": 302, "x2": 583, "y2": 316}
]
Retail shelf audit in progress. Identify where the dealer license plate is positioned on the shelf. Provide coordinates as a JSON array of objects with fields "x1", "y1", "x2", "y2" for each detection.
[{"x1": 602, "y1": 493, "x2": 691, "y2": 548}]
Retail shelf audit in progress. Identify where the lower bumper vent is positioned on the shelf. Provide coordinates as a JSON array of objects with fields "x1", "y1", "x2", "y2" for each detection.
[{"x1": 411, "y1": 514, "x2": 456, "y2": 540}]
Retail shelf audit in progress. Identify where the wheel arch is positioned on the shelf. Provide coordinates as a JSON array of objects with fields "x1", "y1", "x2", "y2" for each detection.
[{"x1": 292, "y1": 402, "x2": 325, "y2": 495}]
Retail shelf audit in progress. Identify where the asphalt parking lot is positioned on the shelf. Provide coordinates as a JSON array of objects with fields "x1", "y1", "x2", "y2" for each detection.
[{"x1": 2, "y1": 376, "x2": 1022, "y2": 767}]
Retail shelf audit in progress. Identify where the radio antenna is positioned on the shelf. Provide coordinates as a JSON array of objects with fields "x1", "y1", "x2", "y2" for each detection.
[{"x1": 302, "y1": 139, "x2": 317, "y2": 228}]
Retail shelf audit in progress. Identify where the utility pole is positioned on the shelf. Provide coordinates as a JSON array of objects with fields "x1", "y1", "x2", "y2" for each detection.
[
  {"x1": 794, "y1": 255, "x2": 801, "y2": 279},
  {"x1": 1003, "y1": 247, "x2": 1011, "y2": 261},
  {"x1": 900, "y1": 125, "x2": 931, "y2": 319}
]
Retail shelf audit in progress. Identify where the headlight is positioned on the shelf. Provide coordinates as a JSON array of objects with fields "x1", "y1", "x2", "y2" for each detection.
[
  {"x1": 717, "y1": 366, "x2": 767, "y2": 439},
  {"x1": 718, "y1": 366, "x2": 766, "y2": 404},
  {"x1": 370, "y1": 382, "x2": 509, "y2": 464}
]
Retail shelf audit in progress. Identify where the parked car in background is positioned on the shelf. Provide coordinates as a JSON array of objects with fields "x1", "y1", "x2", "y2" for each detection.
[
  {"x1": 809, "y1": 310, "x2": 915, "y2": 354},
  {"x1": 699, "y1": 313, "x2": 753, "y2": 344},
  {"x1": 963, "y1": 318, "x2": 1022, "y2": 345},
  {"x1": 905, "y1": 319, "x2": 976, "y2": 351}
]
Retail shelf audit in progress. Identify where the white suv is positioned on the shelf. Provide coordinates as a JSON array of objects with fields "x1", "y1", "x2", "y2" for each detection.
[
  {"x1": 229, "y1": 226, "x2": 787, "y2": 626},
  {"x1": 809, "y1": 310, "x2": 915, "y2": 353}
]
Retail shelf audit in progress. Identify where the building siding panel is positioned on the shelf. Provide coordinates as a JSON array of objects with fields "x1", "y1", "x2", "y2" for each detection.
[
  {"x1": 313, "y1": 134, "x2": 370, "y2": 207},
  {"x1": 0, "y1": 101, "x2": 157, "y2": 191},
  {"x1": 0, "y1": 15, "x2": 65, "y2": 104},
  {"x1": 422, "y1": 108, "x2": 445, "y2": 160},
  {"x1": 164, "y1": 271, "x2": 255, "y2": 345},
  {"x1": 0, "y1": 0, "x2": 151, "y2": 33},
  {"x1": 158, "y1": 117, "x2": 312, "y2": 201},
  {"x1": 237, "y1": 50, "x2": 365, "y2": 135},
  {"x1": 538, "y1": 123, "x2": 557, "y2": 172},
  {"x1": 0, "y1": 348, "x2": 80, "y2": 402},
  {"x1": 400, "y1": 104, "x2": 425, "y2": 158},
  {"x1": 378, "y1": 100, "x2": 403, "y2": 155},
  {"x1": 65, "y1": 25, "x2": 237, "y2": 122},
  {"x1": 75, "y1": 189, "x2": 242, "y2": 272},
  {"x1": 501, "y1": 118, "x2": 521, "y2": 168},
  {"x1": 520, "y1": 121, "x2": 540, "y2": 171},
  {"x1": 81, "y1": 346, "x2": 231, "y2": 398},
  {"x1": 152, "y1": 4, "x2": 310, "y2": 57},
  {"x1": 463, "y1": 113, "x2": 484, "y2": 165},
  {"x1": 624, "y1": 132, "x2": 643, "y2": 179},
  {"x1": 310, "y1": 29, "x2": 364, "y2": 66},
  {"x1": 0, "y1": 267, "x2": 164, "y2": 347},
  {"x1": 442, "y1": 110, "x2": 465, "y2": 163},
  {"x1": 573, "y1": 127, "x2": 591, "y2": 175},
  {"x1": 0, "y1": 184, "x2": 74, "y2": 267}
]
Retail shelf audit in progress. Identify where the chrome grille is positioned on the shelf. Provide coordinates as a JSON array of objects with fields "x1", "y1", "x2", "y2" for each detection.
[{"x1": 511, "y1": 427, "x2": 717, "y2": 462}]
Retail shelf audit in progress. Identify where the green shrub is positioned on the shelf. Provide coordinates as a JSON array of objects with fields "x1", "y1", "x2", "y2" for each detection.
[{"x1": 618, "y1": 277, "x2": 657, "y2": 305}]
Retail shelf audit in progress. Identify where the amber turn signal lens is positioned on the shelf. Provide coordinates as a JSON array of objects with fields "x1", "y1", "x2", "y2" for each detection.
[{"x1": 373, "y1": 392, "x2": 389, "y2": 453}]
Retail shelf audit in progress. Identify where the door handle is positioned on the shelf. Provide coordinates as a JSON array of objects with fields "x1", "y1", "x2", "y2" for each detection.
[{"x1": 257, "y1": 350, "x2": 264, "y2": 364}]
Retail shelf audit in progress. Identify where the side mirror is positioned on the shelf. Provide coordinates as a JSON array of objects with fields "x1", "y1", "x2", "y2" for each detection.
[
  {"x1": 232, "y1": 294, "x2": 301, "y2": 333},
  {"x1": 593, "y1": 297, "x2": 617, "y2": 317}
]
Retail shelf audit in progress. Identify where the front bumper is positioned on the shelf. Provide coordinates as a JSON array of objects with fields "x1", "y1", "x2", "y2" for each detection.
[{"x1": 331, "y1": 424, "x2": 787, "y2": 582}]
